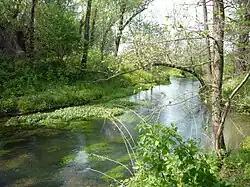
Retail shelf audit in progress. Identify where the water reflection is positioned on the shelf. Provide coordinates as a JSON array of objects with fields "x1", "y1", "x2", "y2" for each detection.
[
  {"x1": 130, "y1": 77, "x2": 210, "y2": 146},
  {"x1": 224, "y1": 114, "x2": 250, "y2": 149}
]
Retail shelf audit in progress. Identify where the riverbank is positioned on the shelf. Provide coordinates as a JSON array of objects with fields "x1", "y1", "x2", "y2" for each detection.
[
  {"x1": 0, "y1": 57, "x2": 170, "y2": 117},
  {"x1": 1, "y1": 73, "x2": 250, "y2": 186},
  {"x1": 223, "y1": 74, "x2": 250, "y2": 114},
  {"x1": 220, "y1": 137, "x2": 250, "y2": 186}
]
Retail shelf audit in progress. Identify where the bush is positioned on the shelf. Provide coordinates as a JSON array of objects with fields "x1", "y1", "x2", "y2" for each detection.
[
  {"x1": 123, "y1": 123, "x2": 224, "y2": 187},
  {"x1": 221, "y1": 137, "x2": 250, "y2": 186}
]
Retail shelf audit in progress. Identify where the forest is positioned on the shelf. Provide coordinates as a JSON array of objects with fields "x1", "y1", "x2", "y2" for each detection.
[{"x1": 0, "y1": 0, "x2": 249, "y2": 186}]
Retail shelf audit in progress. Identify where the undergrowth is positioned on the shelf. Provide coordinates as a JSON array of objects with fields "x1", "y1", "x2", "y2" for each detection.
[{"x1": 0, "y1": 54, "x2": 168, "y2": 115}]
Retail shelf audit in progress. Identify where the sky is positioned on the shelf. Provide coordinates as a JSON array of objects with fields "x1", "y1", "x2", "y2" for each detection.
[{"x1": 143, "y1": 0, "x2": 206, "y2": 27}]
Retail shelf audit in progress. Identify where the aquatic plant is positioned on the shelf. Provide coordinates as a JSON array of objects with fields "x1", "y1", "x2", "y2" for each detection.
[{"x1": 5, "y1": 105, "x2": 124, "y2": 129}]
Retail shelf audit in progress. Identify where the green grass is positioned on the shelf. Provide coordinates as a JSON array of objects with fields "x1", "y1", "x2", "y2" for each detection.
[
  {"x1": 221, "y1": 137, "x2": 250, "y2": 186},
  {"x1": 223, "y1": 74, "x2": 250, "y2": 114},
  {"x1": 0, "y1": 56, "x2": 167, "y2": 115}
]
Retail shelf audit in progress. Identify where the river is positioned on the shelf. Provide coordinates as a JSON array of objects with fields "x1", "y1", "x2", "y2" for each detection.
[{"x1": 0, "y1": 77, "x2": 249, "y2": 186}]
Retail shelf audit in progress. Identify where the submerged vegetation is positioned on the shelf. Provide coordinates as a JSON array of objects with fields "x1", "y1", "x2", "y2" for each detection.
[{"x1": 0, "y1": 0, "x2": 249, "y2": 186}]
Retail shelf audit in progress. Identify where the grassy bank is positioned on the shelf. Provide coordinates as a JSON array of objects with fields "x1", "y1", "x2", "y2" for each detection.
[
  {"x1": 0, "y1": 55, "x2": 170, "y2": 116},
  {"x1": 223, "y1": 74, "x2": 250, "y2": 114}
]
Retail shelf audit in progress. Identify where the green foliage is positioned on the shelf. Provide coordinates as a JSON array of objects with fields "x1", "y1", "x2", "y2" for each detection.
[
  {"x1": 123, "y1": 123, "x2": 223, "y2": 187},
  {"x1": 4, "y1": 104, "x2": 124, "y2": 130},
  {"x1": 223, "y1": 74, "x2": 250, "y2": 114},
  {"x1": 0, "y1": 0, "x2": 25, "y2": 26},
  {"x1": 36, "y1": 3, "x2": 81, "y2": 59},
  {"x1": 0, "y1": 54, "x2": 158, "y2": 114},
  {"x1": 221, "y1": 137, "x2": 250, "y2": 186}
]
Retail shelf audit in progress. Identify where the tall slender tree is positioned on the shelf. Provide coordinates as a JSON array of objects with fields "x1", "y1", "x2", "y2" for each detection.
[
  {"x1": 28, "y1": 0, "x2": 37, "y2": 58},
  {"x1": 211, "y1": 0, "x2": 226, "y2": 151},
  {"x1": 81, "y1": 0, "x2": 93, "y2": 68},
  {"x1": 202, "y1": 0, "x2": 212, "y2": 80},
  {"x1": 90, "y1": 7, "x2": 98, "y2": 48}
]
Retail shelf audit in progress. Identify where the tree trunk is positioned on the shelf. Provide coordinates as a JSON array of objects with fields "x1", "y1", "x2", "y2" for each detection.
[
  {"x1": 114, "y1": 0, "x2": 152, "y2": 57},
  {"x1": 115, "y1": 2, "x2": 126, "y2": 57},
  {"x1": 100, "y1": 28, "x2": 110, "y2": 61},
  {"x1": 236, "y1": 2, "x2": 249, "y2": 73},
  {"x1": 28, "y1": 0, "x2": 36, "y2": 58},
  {"x1": 202, "y1": 0, "x2": 212, "y2": 80},
  {"x1": 79, "y1": 15, "x2": 84, "y2": 35},
  {"x1": 90, "y1": 7, "x2": 98, "y2": 48},
  {"x1": 212, "y1": 0, "x2": 225, "y2": 151},
  {"x1": 81, "y1": 0, "x2": 92, "y2": 69}
]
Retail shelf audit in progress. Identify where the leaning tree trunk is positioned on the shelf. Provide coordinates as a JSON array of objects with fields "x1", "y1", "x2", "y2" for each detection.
[
  {"x1": 81, "y1": 0, "x2": 92, "y2": 69},
  {"x1": 212, "y1": 0, "x2": 226, "y2": 152}
]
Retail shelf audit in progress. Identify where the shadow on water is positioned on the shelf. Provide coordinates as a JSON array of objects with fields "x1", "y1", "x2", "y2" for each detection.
[{"x1": 0, "y1": 77, "x2": 249, "y2": 186}]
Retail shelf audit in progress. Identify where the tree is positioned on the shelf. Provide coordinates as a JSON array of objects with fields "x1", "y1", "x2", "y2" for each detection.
[
  {"x1": 81, "y1": 0, "x2": 92, "y2": 68},
  {"x1": 0, "y1": 0, "x2": 26, "y2": 57},
  {"x1": 235, "y1": 0, "x2": 249, "y2": 73},
  {"x1": 211, "y1": 0, "x2": 226, "y2": 152},
  {"x1": 36, "y1": 2, "x2": 80, "y2": 60},
  {"x1": 202, "y1": 0, "x2": 212, "y2": 80},
  {"x1": 114, "y1": 0, "x2": 153, "y2": 56},
  {"x1": 90, "y1": 7, "x2": 98, "y2": 48},
  {"x1": 28, "y1": 0, "x2": 37, "y2": 58}
]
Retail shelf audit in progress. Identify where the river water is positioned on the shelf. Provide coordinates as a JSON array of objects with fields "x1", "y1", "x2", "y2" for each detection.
[{"x1": 0, "y1": 77, "x2": 249, "y2": 187}]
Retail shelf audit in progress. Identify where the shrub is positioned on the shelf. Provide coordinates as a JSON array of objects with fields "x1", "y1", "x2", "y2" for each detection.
[{"x1": 122, "y1": 123, "x2": 223, "y2": 187}]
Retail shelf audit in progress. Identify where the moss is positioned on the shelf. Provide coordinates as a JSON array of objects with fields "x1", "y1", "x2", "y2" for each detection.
[
  {"x1": 101, "y1": 166, "x2": 126, "y2": 182},
  {"x1": 85, "y1": 142, "x2": 114, "y2": 154},
  {"x1": 3, "y1": 153, "x2": 29, "y2": 170},
  {"x1": 0, "y1": 149, "x2": 12, "y2": 157},
  {"x1": 2, "y1": 138, "x2": 25, "y2": 146},
  {"x1": 8, "y1": 177, "x2": 38, "y2": 187},
  {"x1": 109, "y1": 137, "x2": 125, "y2": 144},
  {"x1": 116, "y1": 154, "x2": 134, "y2": 164},
  {"x1": 60, "y1": 154, "x2": 76, "y2": 165}
]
